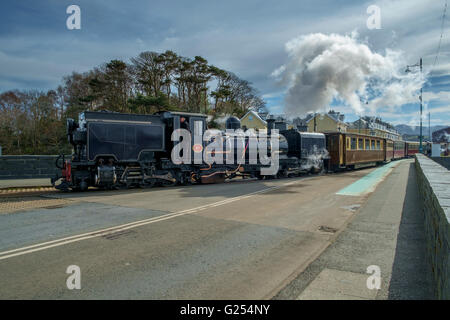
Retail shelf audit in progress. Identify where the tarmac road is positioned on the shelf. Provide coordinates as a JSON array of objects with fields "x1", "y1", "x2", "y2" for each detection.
[{"x1": 0, "y1": 164, "x2": 400, "y2": 299}]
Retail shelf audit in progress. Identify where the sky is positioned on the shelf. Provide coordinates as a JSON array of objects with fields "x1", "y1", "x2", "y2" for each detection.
[{"x1": 0, "y1": 0, "x2": 449, "y2": 127}]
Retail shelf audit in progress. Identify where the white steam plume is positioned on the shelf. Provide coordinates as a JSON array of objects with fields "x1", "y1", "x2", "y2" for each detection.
[{"x1": 273, "y1": 33, "x2": 425, "y2": 117}]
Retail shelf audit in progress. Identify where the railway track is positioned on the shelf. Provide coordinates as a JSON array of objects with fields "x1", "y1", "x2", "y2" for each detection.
[
  {"x1": 0, "y1": 186, "x2": 56, "y2": 197},
  {"x1": 0, "y1": 187, "x2": 69, "y2": 214}
]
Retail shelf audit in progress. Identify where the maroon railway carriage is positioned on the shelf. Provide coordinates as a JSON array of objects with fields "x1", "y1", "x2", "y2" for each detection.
[
  {"x1": 386, "y1": 140, "x2": 407, "y2": 161},
  {"x1": 405, "y1": 141, "x2": 420, "y2": 157},
  {"x1": 405, "y1": 141, "x2": 431, "y2": 157}
]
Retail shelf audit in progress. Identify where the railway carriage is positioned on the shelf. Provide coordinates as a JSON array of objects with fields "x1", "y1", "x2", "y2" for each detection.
[
  {"x1": 385, "y1": 139, "x2": 406, "y2": 161},
  {"x1": 325, "y1": 132, "x2": 386, "y2": 172},
  {"x1": 393, "y1": 140, "x2": 406, "y2": 160},
  {"x1": 405, "y1": 141, "x2": 420, "y2": 157},
  {"x1": 386, "y1": 140, "x2": 394, "y2": 162},
  {"x1": 405, "y1": 141, "x2": 432, "y2": 157}
]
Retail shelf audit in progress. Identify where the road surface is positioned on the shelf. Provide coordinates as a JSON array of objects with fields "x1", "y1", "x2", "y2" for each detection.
[{"x1": 0, "y1": 161, "x2": 408, "y2": 299}]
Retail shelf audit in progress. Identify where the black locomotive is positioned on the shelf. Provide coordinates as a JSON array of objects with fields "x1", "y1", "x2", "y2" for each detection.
[{"x1": 52, "y1": 110, "x2": 327, "y2": 191}]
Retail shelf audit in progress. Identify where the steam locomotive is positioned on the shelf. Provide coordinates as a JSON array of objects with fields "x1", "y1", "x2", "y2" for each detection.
[{"x1": 52, "y1": 110, "x2": 328, "y2": 191}]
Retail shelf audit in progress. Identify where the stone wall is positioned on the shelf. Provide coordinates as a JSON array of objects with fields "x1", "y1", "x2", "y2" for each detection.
[
  {"x1": 415, "y1": 154, "x2": 450, "y2": 299},
  {"x1": 0, "y1": 155, "x2": 62, "y2": 179}
]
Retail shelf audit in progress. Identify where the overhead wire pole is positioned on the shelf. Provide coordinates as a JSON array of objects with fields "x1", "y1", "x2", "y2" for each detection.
[
  {"x1": 433, "y1": 0, "x2": 448, "y2": 67},
  {"x1": 406, "y1": 58, "x2": 423, "y2": 153},
  {"x1": 429, "y1": 112, "x2": 431, "y2": 142},
  {"x1": 419, "y1": 0, "x2": 448, "y2": 152},
  {"x1": 420, "y1": 58, "x2": 423, "y2": 153}
]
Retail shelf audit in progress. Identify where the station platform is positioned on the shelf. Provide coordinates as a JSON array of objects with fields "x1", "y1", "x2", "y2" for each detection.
[{"x1": 275, "y1": 159, "x2": 434, "y2": 299}]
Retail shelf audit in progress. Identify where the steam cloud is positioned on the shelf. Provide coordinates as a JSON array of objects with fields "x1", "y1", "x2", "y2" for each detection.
[{"x1": 273, "y1": 33, "x2": 425, "y2": 117}]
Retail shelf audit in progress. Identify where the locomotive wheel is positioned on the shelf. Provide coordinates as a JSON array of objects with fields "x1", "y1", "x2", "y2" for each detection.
[
  {"x1": 276, "y1": 170, "x2": 288, "y2": 179},
  {"x1": 161, "y1": 179, "x2": 177, "y2": 187},
  {"x1": 161, "y1": 170, "x2": 177, "y2": 187},
  {"x1": 178, "y1": 173, "x2": 189, "y2": 186},
  {"x1": 140, "y1": 178, "x2": 156, "y2": 189}
]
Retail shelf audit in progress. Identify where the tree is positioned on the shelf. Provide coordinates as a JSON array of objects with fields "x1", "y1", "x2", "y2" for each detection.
[
  {"x1": 159, "y1": 50, "x2": 179, "y2": 100},
  {"x1": 101, "y1": 60, "x2": 133, "y2": 112},
  {"x1": 131, "y1": 51, "x2": 165, "y2": 97},
  {"x1": 210, "y1": 66, "x2": 232, "y2": 112},
  {"x1": 128, "y1": 92, "x2": 176, "y2": 114},
  {"x1": 0, "y1": 50, "x2": 266, "y2": 155}
]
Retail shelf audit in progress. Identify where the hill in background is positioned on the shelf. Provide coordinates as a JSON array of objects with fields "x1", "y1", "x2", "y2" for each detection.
[{"x1": 395, "y1": 124, "x2": 448, "y2": 141}]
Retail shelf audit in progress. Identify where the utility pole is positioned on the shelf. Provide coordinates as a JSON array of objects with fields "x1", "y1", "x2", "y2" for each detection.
[
  {"x1": 429, "y1": 112, "x2": 431, "y2": 142},
  {"x1": 406, "y1": 57, "x2": 423, "y2": 153},
  {"x1": 420, "y1": 58, "x2": 423, "y2": 153}
]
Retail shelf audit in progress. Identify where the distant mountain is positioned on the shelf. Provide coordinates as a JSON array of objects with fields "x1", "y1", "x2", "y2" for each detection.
[{"x1": 395, "y1": 124, "x2": 448, "y2": 136}]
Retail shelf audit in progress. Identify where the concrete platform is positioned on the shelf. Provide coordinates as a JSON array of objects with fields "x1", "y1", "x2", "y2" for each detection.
[{"x1": 297, "y1": 268, "x2": 378, "y2": 300}]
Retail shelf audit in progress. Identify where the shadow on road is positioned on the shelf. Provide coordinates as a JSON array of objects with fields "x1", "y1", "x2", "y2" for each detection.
[
  {"x1": 48, "y1": 165, "x2": 378, "y2": 200},
  {"x1": 52, "y1": 175, "x2": 316, "y2": 200},
  {"x1": 388, "y1": 162, "x2": 434, "y2": 299}
]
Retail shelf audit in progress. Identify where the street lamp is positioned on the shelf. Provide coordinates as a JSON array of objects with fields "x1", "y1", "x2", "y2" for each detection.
[{"x1": 406, "y1": 58, "x2": 423, "y2": 153}]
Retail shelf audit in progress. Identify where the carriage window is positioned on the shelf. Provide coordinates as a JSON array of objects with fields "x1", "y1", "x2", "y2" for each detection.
[
  {"x1": 365, "y1": 139, "x2": 370, "y2": 150},
  {"x1": 371, "y1": 140, "x2": 375, "y2": 150},
  {"x1": 346, "y1": 138, "x2": 350, "y2": 150},
  {"x1": 376, "y1": 140, "x2": 381, "y2": 150},
  {"x1": 351, "y1": 138, "x2": 357, "y2": 150},
  {"x1": 358, "y1": 138, "x2": 363, "y2": 150}
]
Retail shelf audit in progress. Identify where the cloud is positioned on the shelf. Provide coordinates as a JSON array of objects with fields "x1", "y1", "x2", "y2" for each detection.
[
  {"x1": 0, "y1": 0, "x2": 449, "y2": 127},
  {"x1": 273, "y1": 32, "x2": 425, "y2": 117},
  {"x1": 423, "y1": 90, "x2": 450, "y2": 102}
]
